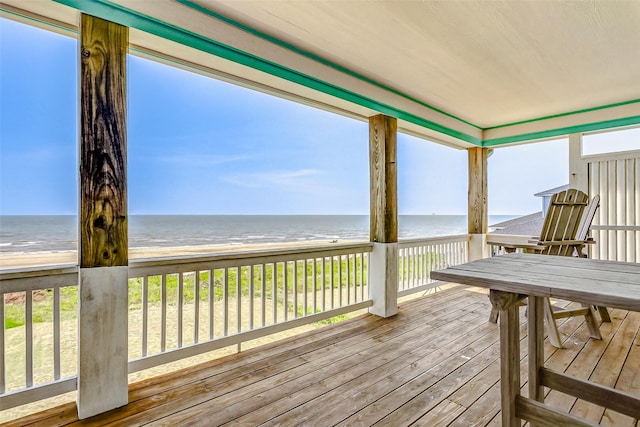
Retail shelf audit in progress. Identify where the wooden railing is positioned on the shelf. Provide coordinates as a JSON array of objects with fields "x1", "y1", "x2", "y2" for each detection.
[
  {"x1": 1, "y1": 236, "x2": 476, "y2": 412},
  {"x1": 398, "y1": 235, "x2": 469, "y2": 296},
  {"x1": 126, "y1": 243, "x2": 373, "y2": 373},
  {"x1": 0, "y1": 243, "x2": 374, "y2": 410},
  {"x1": 0, "y1": 265, "x2": 79, "y2": 411},
  {"x1": 585, "y1": 149, "x2": 639, "y2": 263}
]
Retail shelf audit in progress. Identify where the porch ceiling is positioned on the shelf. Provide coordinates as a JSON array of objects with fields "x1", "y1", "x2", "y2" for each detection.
[{"x1": 2, "y1": 0, "x2": 639, "y2": 147}]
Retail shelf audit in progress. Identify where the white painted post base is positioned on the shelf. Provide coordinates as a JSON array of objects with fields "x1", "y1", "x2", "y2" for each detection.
[
  {"x1": 77, "y1": 266, "x2": 128, "y2": 419},
  {"x1": 368, "y1": 242, "x2": 398, "y2": 318},
  {"x1": 469, "y1": 233, "x2": 489, "y2": 261}
]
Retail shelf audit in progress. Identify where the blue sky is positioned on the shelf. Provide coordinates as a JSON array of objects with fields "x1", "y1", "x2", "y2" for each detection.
[{"x1": 1, "y1": 18, "x2": 637, "y2": 216}]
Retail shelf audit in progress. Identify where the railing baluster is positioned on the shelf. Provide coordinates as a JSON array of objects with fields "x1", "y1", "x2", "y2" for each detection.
[
  {"x1": 142, "y1": 276, "x2": 148, "y2": 357},
  {"x1": 1, "y1": 291, "x2": 5, "y2": 394},
  {"x1": 178, "y1": 273, "x2": 183, "y2": 348},
  {"x1": 338, "y1": 255, "x2": 343, "y2": 307},
  {"x1": 304, "y1": 260, "x2": 309, "y2": 317},
  {"x1": 330, "y1": 256, "x2": 335, "y2": 309},
  {"x1": 410, "y1": 247, "x2": 415, "y2": 288},
  {"x1": 236, "y1": 267, "x2": 241, "y2": 333},
  {"x1": 272, "y1": 263, "x2": 277, "y2": 325},
  {"x1": 261, "y1": 263, "x2": 266, "y2": 327},
  {"x1": 284, "y1": 262, "x2": 289, "y2": 321},
  {"x1": 360, "y1": 253, "x2": 365, "y2": 302},
  {"x1": 194, "y1": 271, "x2": 200, "y2": 344},
  {"x1": 312, "y1": 259, "x2": 317, "y2": 313},
  {"x1": 292, "y1": 261, "x2": 297, "y2": 318},
  {"x1": 208, "y1": 270, "x2": 214, "y2": 340},
  {"x1": 249, "y1": 265, "x2": 254, "y2": 330},
  {"x1": 161, "y1": 274, "x2": 167, "y2": 352},
  {"x1": 26, "y1": 290, "x2": 33, "y2": 388},
  {"x1": 351, "y1": 254, "x2": 356, "y2": 303},
  {"x1": 223, "y1": 268, "x2": 229, "y2": 336},
  {"x1": 346, "y1": 255, "x2": 350, "y2": 303},
  {"x1": 53, "y1": 287, "x2": 60, "y2": 381},
  {"x1": 322, "y1": 257, "x2": 327, "y2": 312}
]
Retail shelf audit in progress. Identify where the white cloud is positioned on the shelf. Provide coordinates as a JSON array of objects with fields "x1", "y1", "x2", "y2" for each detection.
[
  {"x1": 222, "y1": 169, "x2": 320, "y2": 190},
  {"x1": 156, "y1": 154, "x2": 249, "y2": 166}
]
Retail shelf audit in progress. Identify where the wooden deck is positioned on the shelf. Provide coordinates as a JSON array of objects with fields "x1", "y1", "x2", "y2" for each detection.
[{"x1": 7, "y1": 284, "x2": 640, "y2": 427}]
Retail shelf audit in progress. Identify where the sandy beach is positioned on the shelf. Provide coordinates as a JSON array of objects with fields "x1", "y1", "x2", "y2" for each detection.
[{"x1": 0, "y1": 240, "x2": 357, "y2": 270}]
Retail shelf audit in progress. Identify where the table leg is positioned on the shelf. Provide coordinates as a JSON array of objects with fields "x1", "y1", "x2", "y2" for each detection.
[
  {"x1": 496, "y1": 292, "x2": 522, "y2": 426},
  {"x1": 528, "y1": 296, "x2": 545, "y2": 406}
]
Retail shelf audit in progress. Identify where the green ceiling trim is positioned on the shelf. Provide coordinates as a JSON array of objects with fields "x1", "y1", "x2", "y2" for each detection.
[
  {"x1": 485, "y1": 99, "x2": 640, "y2": 131},
  {"x1": 483, "y1": 116, "x2": 640, "y2": 147},
  {"x1": 19, "y1": 1, "x2": 638, "y2": 148},
  {"x1": 53, "y1": 0, "x2": 482, "y2": 146},
  {"x1": 178, "y1": 0, "x2": 482, "y2": 131}
]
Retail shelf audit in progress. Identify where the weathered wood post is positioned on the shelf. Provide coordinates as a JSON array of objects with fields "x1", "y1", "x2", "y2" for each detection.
[
  {"x1": 468, "y1": 147, "x2": 488, "y2": 261},
  {"x1": 77, "y1": 13, "x2": 129, "y2": 418},
  {"x1": 368, "y1": 114, "x2": 398, "y2": 317}
]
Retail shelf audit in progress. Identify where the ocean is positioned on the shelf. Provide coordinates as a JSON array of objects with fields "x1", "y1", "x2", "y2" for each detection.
[{"x1": 0, "y1": 215, "x2": 515, "y2": 254}]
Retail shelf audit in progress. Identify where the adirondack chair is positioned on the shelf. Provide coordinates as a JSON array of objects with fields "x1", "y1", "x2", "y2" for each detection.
[{"x1": 487, "y1": 189, "x2": 608, "y2": 348}]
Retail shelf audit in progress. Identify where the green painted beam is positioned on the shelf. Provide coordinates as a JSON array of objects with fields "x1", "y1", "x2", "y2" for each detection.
[
  {"x1": 484, "y1": 116, "x2": 640, "y2": 147},
  {"x1": 16, "y1": 0, "x2": 640, "y2": 148}
]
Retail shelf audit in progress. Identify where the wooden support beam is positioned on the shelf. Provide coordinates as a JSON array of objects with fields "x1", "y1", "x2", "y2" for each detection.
[
  {"x1": 468, "y1": 147, "x2": 488, "y2": 260},
  {"x1": 369, "y1": 114, "x2": 397, "y2": 244},
  {"x1": 468, "y1": 147, "x2": 488, "y2": 235},
  {"x1": 368, "y1": 115, "x2": 398, "y2": 318},
  {"x1": 80, "y1": 13, "x2": 128, "y2": 268},
  {"x1": 77, "y1": 13, "x2": 129, "y2": 419}
]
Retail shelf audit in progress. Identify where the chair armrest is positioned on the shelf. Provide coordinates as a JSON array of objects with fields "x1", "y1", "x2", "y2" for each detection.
[
  {"x1": 486, "y1": 241, "x2": 546, "y2": 251},
  {"x1": 538, "y1": 239, "x2": 595, "y2": 246}
]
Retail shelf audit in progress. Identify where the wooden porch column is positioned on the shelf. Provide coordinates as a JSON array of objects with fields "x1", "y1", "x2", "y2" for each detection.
[
  {"x1": 569, "y1": 133, "x2": 588, "y2": 192},
  {"x1": 77, "y1": 14, "x2": 129, "y2": 419},
  {"x1": 468, "y1": 147, "x2": 489, "y2": 261},
  {"x1": 368, "y1": 114, "x2": 398, "y2": 317}
]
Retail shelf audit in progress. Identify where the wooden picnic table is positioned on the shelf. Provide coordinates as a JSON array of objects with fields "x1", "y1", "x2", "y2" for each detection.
[{"x1": 431, "y1": 253, "x2": 640, "y2": 426}]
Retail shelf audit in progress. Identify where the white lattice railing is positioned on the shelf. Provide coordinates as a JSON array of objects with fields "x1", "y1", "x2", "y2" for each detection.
[{"x1": 398, "y1": 234, "x2": 469, "y2": 296}]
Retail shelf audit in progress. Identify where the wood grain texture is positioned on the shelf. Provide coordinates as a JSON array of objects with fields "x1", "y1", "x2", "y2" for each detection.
[
  {"x1": 540, "y1": 368, "x2": 640, "y2": 419},
  {"x1": 499, "y1": 301, "x2": 521, "y2": 426},
  {"x1": 468, "y1": 147, "x2": 488, "y2": 234},
  {"x1": 6, "y1": 285, "x2": 638, "y2": 427},
  {"x1": 369, "y1": 114, "x2": 397, "y2": 243},
  {"x1": 80, "y1": 14, "x2": 128, "y2": 268},
  {"x1": 515, "y1": 397, "x2": 599, "y2": 427},
  {"x1": 431, "y1": 253, "x2": 640, "y2": 311}
]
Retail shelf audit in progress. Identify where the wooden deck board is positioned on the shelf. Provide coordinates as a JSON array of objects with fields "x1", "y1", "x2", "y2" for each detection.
[{"x1": 5, "y1": 284, "x2": 639, "y2": 427}]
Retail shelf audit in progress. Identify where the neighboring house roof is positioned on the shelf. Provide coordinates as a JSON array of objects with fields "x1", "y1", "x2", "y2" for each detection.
[
  {"x1": 534, "y1": 184, "x2": 570, "y2": 197},
  {"x1": 492, "y1": 184, "x2": 570, "y2": 236},
  {"x1": 490, "y1": 212, "x2": 543, "y2": 236}
]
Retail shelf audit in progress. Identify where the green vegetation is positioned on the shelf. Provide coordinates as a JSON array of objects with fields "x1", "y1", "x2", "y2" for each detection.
[
  {"x1": 4, "y1": 287, "x2": 79, "y2": 329},
  {"x1": 398, "y1": 251, "x2": 443, "y2": 280}
]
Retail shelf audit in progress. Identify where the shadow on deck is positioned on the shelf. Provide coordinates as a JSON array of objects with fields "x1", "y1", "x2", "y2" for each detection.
[{"x1": 7, "y1": 284, "x2": 640, "y2": 426}]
